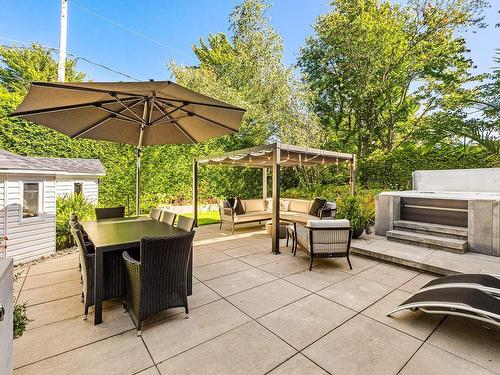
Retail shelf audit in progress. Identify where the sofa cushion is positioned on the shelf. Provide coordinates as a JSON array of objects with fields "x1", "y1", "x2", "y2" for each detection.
[
  {"x1": 281, "y1": 211, "x2": 316, "y2": 224},
  {"x1": 309, "y1": 198, "x2": 327, "y2": 217},
  {"x1": 307, "y1": 219, "x2": 350, "y2": 228},
  {"x1": 227, "y1": 198, "x2": 236, "y2": 208},
  {"x1": 265, "y1": 199, "x2": 290, "y2": 212},
  {"x1": 244, "y1": 199, "x2": 266, "y2": 212},
  {"x1": 233, "y1": 211, "x2": 271, "y2": 223},
  {"x1": 287, "y1": 199, "x2": 312, "y2": 214},
  {"x1": 234, "y1": 197, "x2": 245, "y2": 215}
]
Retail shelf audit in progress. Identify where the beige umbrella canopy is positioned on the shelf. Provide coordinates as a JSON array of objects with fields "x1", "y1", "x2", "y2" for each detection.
[{"x1": 10, "y1": 81, "x2": 246, "y2": 214}]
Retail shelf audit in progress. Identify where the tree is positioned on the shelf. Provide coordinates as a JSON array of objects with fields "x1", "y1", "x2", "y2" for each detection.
[
  {"x1": 298, "y1": 0, "x2": 487, "y2": 157},
  {"x1": 170, "y1": 0, "x2": 320, "y2": 148}
]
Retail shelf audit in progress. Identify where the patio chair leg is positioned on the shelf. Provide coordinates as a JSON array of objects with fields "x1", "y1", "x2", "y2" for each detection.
[
  {"x1": 185, "y1": 306, "x2": 190, "y2": 319},
  {"x1": 83, "y1": 305, "x2": 89, "y2": 320},
  {"x1": 220, "y1": 221, "x2": 223, "y2": 230},
  {"x1": 347, "y1": 255, "x2": 353, "y2": 270},
  {"x1": 123, "y1": 302, "x2": 128, "y2": 312},
  {"x1": 137, "y1": 322, "x2": 142, "y2": 337},
  {"x1": 309, "y1": 256, "x2": 313, "y2": 271},
  {"x1": 286, "y1": 231, "x2": 289, "y2": 247},
  {"x1": 231, "y1": 224, "x2": 234, "y2": 234},
  {"x1": 81, "y1": 292, "x2": 84, "y2": 303}
]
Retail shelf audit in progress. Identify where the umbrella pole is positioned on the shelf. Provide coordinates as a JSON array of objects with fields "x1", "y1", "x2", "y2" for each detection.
[{"x1": 136, "y1": 145, "x2": 141, "y2": 216}]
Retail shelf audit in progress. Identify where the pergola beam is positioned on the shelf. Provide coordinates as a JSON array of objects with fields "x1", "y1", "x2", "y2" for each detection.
[{"x1": 271, "y1": 145, "x2": 281, "y2": 254}]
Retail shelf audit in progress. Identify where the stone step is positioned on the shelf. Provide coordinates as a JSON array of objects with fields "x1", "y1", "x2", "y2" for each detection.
[
  {"x1": 386, "y1": 230, "x2": 468, "y2": 254},
  {"x1": 393, "y1": 220, "x2": 468, "y2": 240}
]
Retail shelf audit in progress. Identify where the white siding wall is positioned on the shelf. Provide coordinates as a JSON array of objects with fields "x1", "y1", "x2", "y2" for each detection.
[
  {"x1": 0, "y1": 177, "x2": 5, "y2": 258},
  {"x1": 55, "y1": 177, "x2": 99, "y2": 204},
  {"x1": 4, "y1": 174, "x2": 56, "y2": 263}
]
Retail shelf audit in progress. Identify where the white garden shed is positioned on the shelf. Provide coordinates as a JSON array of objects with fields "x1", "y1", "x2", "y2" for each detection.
[{"x1": 0, "y1": 149, "x2": 105, "y2": 263}]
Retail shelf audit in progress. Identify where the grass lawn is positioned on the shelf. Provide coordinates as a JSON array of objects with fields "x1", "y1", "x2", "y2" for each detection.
[{"x1": 184, "y1": 210, "x2": 221, "y2": 226}]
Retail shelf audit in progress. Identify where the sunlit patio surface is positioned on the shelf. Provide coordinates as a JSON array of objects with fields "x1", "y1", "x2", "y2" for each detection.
[{"x1": 12, "y1": 223, "x2": 500, "y2": 375}]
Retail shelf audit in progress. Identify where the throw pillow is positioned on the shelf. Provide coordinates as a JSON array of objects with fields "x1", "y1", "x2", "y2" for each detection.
[
  {"x1": 234, "y1": 197, "x2": 245, "y2": 215},
  {"x1": 281, "y1": 200, "x2": 290, "y2": 211},
  {"x1": 227, "y1": 198, "x2": 236, "y2": 208},
  {"x1": 309, "y1": 198, "x2": 327, "y2": 217}
]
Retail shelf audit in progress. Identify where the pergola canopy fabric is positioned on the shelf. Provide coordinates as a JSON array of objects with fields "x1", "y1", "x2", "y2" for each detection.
[
  {"x1": 197, "y1": 143, "x2": 354, "y2": 167},
  {"x1": 10, "y1": 81, "x2": 246, "y2": 146}
]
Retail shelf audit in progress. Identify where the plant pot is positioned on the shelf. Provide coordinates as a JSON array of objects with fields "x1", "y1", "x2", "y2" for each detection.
[{"x1": 352, "y1": 228, "x2": 364, "y2": 239}]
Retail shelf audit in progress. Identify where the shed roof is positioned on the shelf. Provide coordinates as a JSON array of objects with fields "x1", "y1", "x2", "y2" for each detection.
[{"x1": 0, "y1": 149, "x2": 106, "y2": 176}]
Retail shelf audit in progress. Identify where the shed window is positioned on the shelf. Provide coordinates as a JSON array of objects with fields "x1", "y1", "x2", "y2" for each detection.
[
  {"x1": 74, "y1": 182, "x2": 83, "y2": 195},
  {"x1": 22, "y1": 182, "x2": 40, "y2": 218}
]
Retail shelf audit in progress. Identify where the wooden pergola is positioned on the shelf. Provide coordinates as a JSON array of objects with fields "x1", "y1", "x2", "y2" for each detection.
[{"x1": 193, "y1": 142, "x2": 356, "y2": 254}]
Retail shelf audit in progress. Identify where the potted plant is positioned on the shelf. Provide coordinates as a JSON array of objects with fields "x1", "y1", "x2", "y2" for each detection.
[{"x1": 336, "y1": 195, "x2": 373, "y2": 238}]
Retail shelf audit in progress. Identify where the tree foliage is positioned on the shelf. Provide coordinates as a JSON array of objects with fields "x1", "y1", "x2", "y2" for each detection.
[{"x1": 298, "y1": 0, "x2": 488, "y2": 157}]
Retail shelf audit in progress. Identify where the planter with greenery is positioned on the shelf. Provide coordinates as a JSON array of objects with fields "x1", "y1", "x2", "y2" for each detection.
[{"x1": 336, "y1": 194, "x2": 375, "y2": 239}]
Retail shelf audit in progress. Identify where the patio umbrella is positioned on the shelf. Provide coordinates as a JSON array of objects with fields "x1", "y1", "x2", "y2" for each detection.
[{"x1": 10, "y1": 81, "x2": 245, "y2": 215}]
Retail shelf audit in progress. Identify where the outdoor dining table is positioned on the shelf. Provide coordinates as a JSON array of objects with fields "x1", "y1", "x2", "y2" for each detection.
[{"x1": 81, "y1": 216, "x2": 192, "y2": 325}]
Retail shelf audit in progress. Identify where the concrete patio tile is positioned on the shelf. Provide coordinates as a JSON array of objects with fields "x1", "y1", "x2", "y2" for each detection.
[
  {"x1": 193, "y1": 245, "x2": 218, "y2": 255},
  {"x1": 207, "y1": 238, "x2": 252, "y2": 251},
  {"x1": 313, "y1": 254, "x2": 379, "y2": 275},
  {"x1": 303, "y1": 314, "x2": 421, "y2": 375},
  {"x1": 399, "y1": 343, "x2": 495, "y2": 375},
  {"x1": 14, "y1": 330, "x2": 153, "y2": 375},
  {"x1": 227, "y1": 279, "x2": 310, "y2": 318},
  {"x1": 258, "y1": 294, "x2": 355, "y2": 350},
  {"x1": 238, "y1": 251, "x2": 280, "y2": 267},
  {"x1": 136, "y1": 366, "x2": 161, "y2": 375},
  {"x1": 398, "y1": 273, "x2": 437, "y2": 294},
  {"x1": 18, "y1": 278, "x2": 82, "y2": 306},
  {"x1": 192, "y1": 251, "x2": 232, "y2": 267},
  {"x1": 317, "y1": 275, "x2": 393, "y2": 311},
  {"x1": 259, "y1": 255, "x2": 318, "y2": 277},
  {"x1": 142, "y1": 299, "x2": 251, "y2": 363},
  {"x1": 26, "y1": 296, "x2": 120, "y2": 330},
  {"x1": 193, "y1": 258, "x2": 251, "y2": 281},
  {"x1": 205, "y1": 268, "x2": 277, "y2": 297},
  {"x1": 193, "y1": 251, "x2": 232, "y2": 267},
  {"x1": 157, "y1": 321, "x2": 296, "y2": 375},
  {"x1": 222, "y1": 244, "x2": 268, "y2": 257},
  {"x1": 427, "y1": 316, "x2": 500, "y2": 373},
  {"x1": 284, "y1": 266, "x2": 351, "y2": 292},
  {"x1": 268, "y1": 353, "x2": 328, "y2": 375},
  {"x1": 13, "y1": 305, "x2": 134, "y2": 369},
  {"x1": 143, "y1": 282, "x2": 222, "y2": 325},
  {"x1": 27, "y1": 253, "x2": 79, "y2": 275},
  {"x1": 363, "y1": 289, "x2": 443, "y2": 340},
  {"x1": 357, "y1": 263, "x2": 419, "y2": 288},
  {"x1": 22, "y1": 268, "x2": 81, "y2": 290}
]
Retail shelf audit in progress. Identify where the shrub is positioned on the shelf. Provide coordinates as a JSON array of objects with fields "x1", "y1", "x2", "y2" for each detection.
[
  {"x1": 56, "y1": 194, "x2": 95, "y2": 250},
  {"x1": 13, "y1": 272, "x2": 30, "y2": 338},
  {"x1": 336, "y1": 194, "x2": 375, "y2": 232}
]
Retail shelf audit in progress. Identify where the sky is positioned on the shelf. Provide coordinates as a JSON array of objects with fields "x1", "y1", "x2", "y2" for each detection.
[{"x1": 0, "y1": 0, "x2": 498, "y2": 82}]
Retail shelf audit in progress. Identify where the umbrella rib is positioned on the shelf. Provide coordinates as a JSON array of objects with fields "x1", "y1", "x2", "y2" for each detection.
[
  {"x1": 113, "y1": 96, "x2": 146, "y2": 123},
  {"x1": 9, "y1": 97, "x2": 140, "y2": 117},
  {"x1": 155, "y1": 96, "x2": 245, "y2": 112},
  {"x1": 155, "y1": 101, "x2": 196, "y2": 143},
  {"x1": 156, "y1": 100, "x2": 238, "y2": 133},
  {"x1": 71, "y1": 99, "x2": 143, "y2": 138},
  {"x1": 149, "y1": 103, "x2": 187, "y2": 126},
  {"x1": 97, "y1": 106, "x2": 142, "y2": 124}
]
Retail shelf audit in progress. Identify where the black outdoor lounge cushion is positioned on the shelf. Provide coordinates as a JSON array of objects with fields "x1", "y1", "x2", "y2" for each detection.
[
  {"x1": 95, "y1": 206, "x2": 125, "y2": 220},
  {"x1": 387, "y1": 287, "x2": 500, "y2": 327},
  {"x1": 309, "y1": 198, "x2": 327, "y2": 217},
  {"x1": 234, "y1": 197, "x2": 245, "y2": 215},
  {"x1": 418, "y1": 274, "x2": 500, "y2": 297}
]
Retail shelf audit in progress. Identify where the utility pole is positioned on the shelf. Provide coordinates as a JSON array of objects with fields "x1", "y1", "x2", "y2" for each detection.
[{"x1": 58, "y1": 0, "x2": 68, "y2": 82}]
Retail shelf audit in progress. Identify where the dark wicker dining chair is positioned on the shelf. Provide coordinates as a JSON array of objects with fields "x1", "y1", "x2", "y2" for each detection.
[
  {"x1": 159, "y1": 210, "x2": 176, "y2": 226},
  {"x1": 177, "y1": 215, "x2": 195, "y2": 232},
  {"x1": 122, "y1": 232, "x2": 195, "y2": 335},
  {"x1": 150, "y1": 208, "x2": 161, "y2": 221},
  {"x1": 95, "y1": 206, "x2": 125, "y2": 220},
  {"x1": 71, "y1": 226, "x2": 125, "y2": 320}
]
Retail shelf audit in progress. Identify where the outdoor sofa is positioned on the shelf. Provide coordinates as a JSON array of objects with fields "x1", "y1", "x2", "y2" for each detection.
[{"x1": 219, "y1": 198, "x2": 336, "y2": 233}]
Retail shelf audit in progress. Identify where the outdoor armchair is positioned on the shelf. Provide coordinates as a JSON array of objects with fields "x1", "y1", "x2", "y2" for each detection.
[
  {"x1": 177, "y1": 215, "x2": 196, "y2": 232},
  {"x1": 159, "y1": 210, "x2": 177, "y2": 226},
  {"x1": 70, "y1": 226, "x2": 125, "y2": 319},
  {"x1": 95, "y1": 206, "x2": 125, "y2": 220},
  {"x1": 294, "y1": 219, "x2": 352, "y2": 271},
  {"x1": 122, "y1": 232, "x2": 195, "y2": 335},
  {"x1": 150, "y1": 207, "x2": 161, "y2": 220}
]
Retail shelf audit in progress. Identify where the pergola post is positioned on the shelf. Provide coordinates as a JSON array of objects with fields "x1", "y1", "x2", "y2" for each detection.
[
  {"x1": 350, "y1": 154, "x2": 356, "y2": 195},
  {"x1": 262, "y1": 168, "x2": 268, "y2": 199},
  {"x1": 193, "y1": 160, "x2": 198, "y2": 227},
  {"x1": 271, "y1": 145, "x2": 281, "y2": 254}
]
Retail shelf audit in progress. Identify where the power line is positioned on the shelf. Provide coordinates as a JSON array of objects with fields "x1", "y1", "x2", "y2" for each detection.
[
  {"x1": 0, "y1": 38, "x2": 142, "y2": 81},
  {"x1": 71, "y1": 0, "x2": 197, "y2": 64}
]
